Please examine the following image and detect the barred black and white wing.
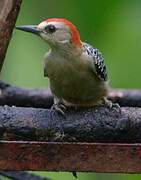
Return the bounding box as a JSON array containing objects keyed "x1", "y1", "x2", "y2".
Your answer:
[{"x1": 83, "y1": 43, "x2": 108, "y2": 81}]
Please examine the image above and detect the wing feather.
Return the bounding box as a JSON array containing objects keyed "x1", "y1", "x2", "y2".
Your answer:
[{"x1": 83, "y1": 43, "x2": 108, "y2": 81}]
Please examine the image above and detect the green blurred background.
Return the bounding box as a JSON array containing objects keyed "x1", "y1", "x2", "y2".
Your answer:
[{"x1": 1, "y1": 0, "x2": 141, "y2": 179}]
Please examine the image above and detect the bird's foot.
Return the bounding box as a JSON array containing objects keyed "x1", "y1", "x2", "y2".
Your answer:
[
  {"x1": 51, "y1": 103, "x2": 67, "y2": 115},
  {"x1": 101, "y1": 98, "x2": 121, "y2": 112}
]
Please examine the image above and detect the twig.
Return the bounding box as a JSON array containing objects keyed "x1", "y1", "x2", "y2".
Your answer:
[{"x1": 0, "y1": 0, "x2": 22, "y2": 72}]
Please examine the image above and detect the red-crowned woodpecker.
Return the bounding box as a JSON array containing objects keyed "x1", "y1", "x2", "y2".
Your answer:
[{"x1": 16, "y1": 18, "x2": 109, "y2": 114}]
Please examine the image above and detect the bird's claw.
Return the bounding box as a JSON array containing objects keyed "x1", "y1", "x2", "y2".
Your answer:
[
  {"x1": 102, "y1": 98, "x2": 121, "y2": 113},
  {"x1": 51, "y1": 103, "x2": 67, "y2": 115}
]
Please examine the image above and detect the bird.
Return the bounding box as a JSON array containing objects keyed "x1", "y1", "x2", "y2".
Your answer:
[
  {"x1": 16, "y1": 18, "x2": 110, "y2": 114},
  {"x1": 16, "y1": 18, "x2": 112, "y2": 179}
]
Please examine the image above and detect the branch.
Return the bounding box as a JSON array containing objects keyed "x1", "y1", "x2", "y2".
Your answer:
[
  {"x1": 1, "y1": 82, "x2": 141, "y2": 172},
  {"x1": 0, "y1": 81, "x2": 53, "y2": 108},
  {"x1": 0, "y1": 0, "x2": 22, "y2": 72},
  {"x1": 0, "y1": 171, "x2": 50, "y2": 180},
  {"x1": 108, "y1": 89, "x2": 141, "y2": 107},
  {"x1": 0, "y1": 81, "x2": 141, "y2": 108},
  {"x1": 0, "y1": 105, "x2": 141, "y2": 142}
]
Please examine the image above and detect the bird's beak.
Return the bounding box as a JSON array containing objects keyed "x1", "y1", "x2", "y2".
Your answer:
[{"x1": 15, "y1": 25, "x2": 41, "y2": 35}]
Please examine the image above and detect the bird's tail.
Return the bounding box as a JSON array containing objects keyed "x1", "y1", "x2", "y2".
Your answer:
[{"x1": 72, "y1": 172, "x2": 77, "y2": 178}]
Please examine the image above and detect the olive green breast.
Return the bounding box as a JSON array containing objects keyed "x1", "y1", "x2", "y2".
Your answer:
[{"x1": 44, "y1": 54, "x2": 107, "y2": 103}]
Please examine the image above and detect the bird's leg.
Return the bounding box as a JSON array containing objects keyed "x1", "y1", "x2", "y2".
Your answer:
[{"x1": 51, "y1": 96, "x2": 67, "y2": 115}]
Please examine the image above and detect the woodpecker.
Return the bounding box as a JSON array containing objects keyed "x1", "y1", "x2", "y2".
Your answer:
[{"x1": 16, "y1": 18, "x2": 109, "y2": 113}]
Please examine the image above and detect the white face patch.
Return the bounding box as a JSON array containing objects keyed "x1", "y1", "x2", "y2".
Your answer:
[{"x1": 37, "y1": 21, "x2": 72, "y2": 46}]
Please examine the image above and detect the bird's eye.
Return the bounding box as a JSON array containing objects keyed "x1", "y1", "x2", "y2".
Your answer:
[{"x1": 44, "y1": 25, "x2": 56, "y2": 33}]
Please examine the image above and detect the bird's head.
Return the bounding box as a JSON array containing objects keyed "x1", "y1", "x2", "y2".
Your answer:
[{"x1": 16, "y1": 18, "x2": 82, "y2": 48}]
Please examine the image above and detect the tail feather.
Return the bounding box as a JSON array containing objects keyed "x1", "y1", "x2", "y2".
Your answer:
[{"x1": 72, "y1": 172, "x2": 77, "y2": 178}]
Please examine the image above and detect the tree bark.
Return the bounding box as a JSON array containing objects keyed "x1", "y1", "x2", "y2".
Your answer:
[{"x1": 0, "y1": 0, "x2": 22, "y2": 72}]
